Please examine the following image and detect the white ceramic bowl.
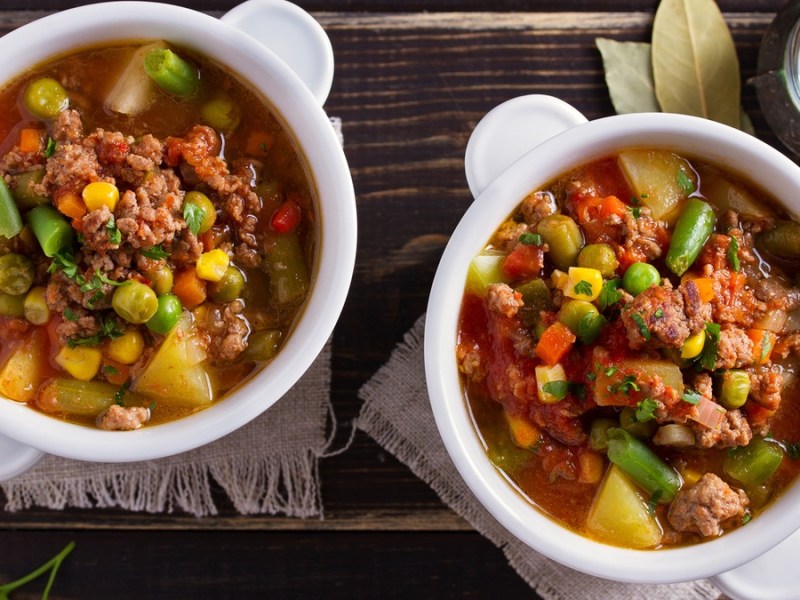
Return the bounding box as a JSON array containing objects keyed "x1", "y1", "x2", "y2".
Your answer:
[
  {"x1": 0, "y1": 1, "x2": 356, "y2": 469},
  {"x1": 425, "y1": 95, "x2": 800, "y2": 588}
]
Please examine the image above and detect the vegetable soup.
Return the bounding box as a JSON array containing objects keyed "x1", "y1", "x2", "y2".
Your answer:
[
  {"x1": 0, "y1": 42, "x2": 316, "y2": 430},
  {"x1": 457, "y1": 149, "x2": 800, "y2": 548}
]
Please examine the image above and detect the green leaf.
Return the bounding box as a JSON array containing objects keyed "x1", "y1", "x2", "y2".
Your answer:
[
  {"x1": 699, "y1": 322, "x2": 721, "y2": 370},
  {"x1": 631, "y1": 313, "x2": 650, "y2": 341},
  {"x1": 596, "y1": 38, "x2": 660, "y2": 114},
  {"x1": 651, "y1": 0, "x2": 741, "y2": 128},
  {"x1": 141, "y1": 244, "x2": 170, "y2": 260},
  {"x1": 573, "y1": 280, "x2": 593, "y2": 296},
  {"x1": 598, "y1": 278, "x2": 623, "y2": 311},
  {"x1": 519, "y1": 232, "x2": 542, "y2": 246},
  {"x1": 636, "y1": 398, "x2": 658, "y2": 422},
  {"x1": 682, "y1": 389, "x2": 702, "y2": 405},
  {"x1": 542, "y1": 380, "x2": 570, "y2": 401},
  {"x1": 183, "y1": 201, "x2": 206, "y2": 236},
  {"x1": 728, "y1": 236, "x2": 741, "y2": 272}
]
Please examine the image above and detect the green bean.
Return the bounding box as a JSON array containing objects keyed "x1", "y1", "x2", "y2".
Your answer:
[
  {"x1": 184, "y1": 191, "x2": 216, "y2": 234},
  {"x1": 622, "y1": 262, "x2": 660, "y2": 296},
  {"x1": 144, "y1": 48, "x2": 199, "y2": 97},
  {"x1": 724, "y1": 437, "x2": 783, "y2": 487},
  {"x1": 0, "y1": 291, "x2": 25, "y2": 317},
  {"x1": 146, "y1": 294, "x2": 182, "y2": 335},
  {"x1": 578, "y1": 243, "x2": 618, "y2": 278},
  {"x1": 209, "y1": 265, "x2": 245, "y2": 303},
  {"x1": 0, "y1": 253, "x2": 34, "y2": 295},
  {"x1": 558, "y1": 300, "x2": 598, "y2": 334},
  {"x1": 22, "y1": 77, "x2": 69, "y2": 119},
  {"x1": 23, "y1": 286, "x2": 50, "y2": 325},
  {"x1": 145, "y1": 264, "x2": 174, "y2": 296},
  {"x1": 755, "y1": 221, "x2": 800, "y2": 260},
  {"x1": 264, "y1": 232, "x2": 310, "y2": 305},
  {"x1": 515, "y1": 277, "x2": 552, "y2": 327},
  {"x1": 590, "y1": 418, "x2": 617, "y2": 452},
  {"x1": 620, "y1": 406, "x2": 658, "y2": 439},
  {"x1": 242, "y1": 329, "x2": 283, "y2": 362},
  {"x1": 37, "y1": 378, "x2": 147, "y2": 416},
  {"x1": 716, "y1": 370, "x2": 751, "y2": 409},
  {"x1": 606, "y1": 427, "x2": 681, "y2": 503},
  {"x1": 27, "y1": 205, "x2": 74, "y2": 257},
  {"x1": 11, "y1": 169, "x2": 47, "y2": 209},
  {"x1": 201, "y1": 97, "x2": 240, "y2": 132},
  {"x1": 0, "y1": 177, "x2": 23, "y2": 239},
  {"x1": 112, "y1": 281, "x2": 158, "y2": 324},
  {"x1": 536, "y1": 214, "x2": 584, "y2": 270},
  {"x1": 665, "y1": 198, "x2": 716, "y2": 276}
]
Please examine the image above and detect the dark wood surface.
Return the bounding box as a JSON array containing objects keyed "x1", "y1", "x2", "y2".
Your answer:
[{"x1": 0, "y1": 1, "x2": 789, "y2": 597}]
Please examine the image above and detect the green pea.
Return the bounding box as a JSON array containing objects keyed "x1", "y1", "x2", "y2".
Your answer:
[
  {"x1": 146, "y1": 294, "x2": 183, "y2": 335},
  {"x1": 0, "y1": 253, "x2": 35, "y2": 295},
  {"x1": 558, "y1": 299, "x2": 598, "y2": 334},
  {"x1": 22, "y1": 77, "x2": 69, "y2": 119},
  {"x1": 112, "y1": 280, "x2": 158, "y2": 324},
  {"x1": 578, "y1": 243, "x2": 618, "y2": 278},
  {"x1": 622, "y1": 262, "x2": 660, "y2": 296},
  {"x1": 146, "y1": 264, "x2": 174, "y2": 296},
  {"x1": 717, "y1": 370, "x2": 751, "y2": 409},
  {"x1": 201, "y1": 97, "x2": 240, "y2": 132},
  {"x1": 0, "y1": 291, "x2": 25, "y2": 317},
  {"x1": 209, "y1": 265, "x2": 245, "y2": 303},
  {"x1": 184, "y1": 191, "x2": 216, "y2": 234},
  {"x1": 537, "y1": 214, "x2": 584, "y2": 271},
  {"x1": 241, "y1": 329, "x2": 282, "y2": 362}
]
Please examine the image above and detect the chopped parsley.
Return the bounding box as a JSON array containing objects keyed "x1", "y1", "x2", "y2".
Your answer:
[
  {"x1": 681, "y1": 389, "x2": 702, "y2": 405},
  {"x1": 598, "y1": 278, "x2": 623, "y2": 311},
  {"x1": 604, "y1": 366, "x2": 618, "y2": 377},
  {"x1": 635, "y1": 398, "x2": 658, "y2": 422},
  {"x1": 631, "y1": 313, "x2": 650, "y2": 340},
  {"x1": 742, "y1": 513, "x2": 752, "y2": 525},
  {"x1": 573, "y1": 279, "x2": 594, "y2": 297},
  {"x1": 68, "y1": 316, "x2": 124, "y2": 348},
  {"x1": 103, "y1": 365, "x2": 120, "y2": 376},
  {"x1": 628, "y1": 205, "x2": 641, "y2": 219},
  {"x1": 44, "y1": 136, "x2": 57, "y2": 158},
  {"x1": 677, "y1": 168, "x2": 695, "y2": 195},
  {"x1": 519, "y1": 232, "x2": 543, "y2": 246},
  {"x1": 63, "y1": 307, "x2": 79, "y2": 322},
  {"x1": 727, "y1": 236, "x2": 741, "y2": 272},
  {"x1": 654, "y1": 308, "x2": 664, "y2": 318},
  {"x1": 698, "y1": 322, "x2": 721, "y2": 370},
  {"x1": 586, "y1": 372, "x2": 597, "y2": 381},
  {"x1": 183, "y1": 201, "x2": 206, "y2": 236},
  {"x1": 106, "y1": 216, "x2": 122, "y2": 245},
  {"x1": 542, "y1": 380, "x2": 570, "y2": 401},
  {"x1": 141, "y1": 244, "x2": 170, "y2": 260},
  {"x1": 115, "y1": 379, "x2": 131, "y2": 406},
  {"x1": 618, "y1": 375, "x2": 640, "y2": 394},
  {"x1": 48, "y1": 248, "x2": 81, "y2": 280}
]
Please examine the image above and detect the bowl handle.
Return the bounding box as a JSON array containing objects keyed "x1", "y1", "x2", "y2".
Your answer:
[
  {"x1": 0, "y1": 432, "x2": 44, "y2": 481},
  {"x1": 221, "y1": 0, "x2": 334, "y2": 106},
  {"x1": 464, "y1": 94, "x2": 588, "y2": 199}
]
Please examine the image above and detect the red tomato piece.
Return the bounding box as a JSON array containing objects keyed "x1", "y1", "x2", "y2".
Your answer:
[
  {"x1": 270, "y1": 200, "x2": 302, "y2": 233},
  {"x1": 501, "y1": 244, "x2": 543, "y2": 280}
]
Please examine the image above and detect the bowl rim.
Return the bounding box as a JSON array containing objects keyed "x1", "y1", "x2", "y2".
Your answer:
[
  {"x1": 425, "y1": 110, "x2": 800, "y2": 583},
  {"x1": 0, "y1": 2, "x2": 356, "y2": 462}
]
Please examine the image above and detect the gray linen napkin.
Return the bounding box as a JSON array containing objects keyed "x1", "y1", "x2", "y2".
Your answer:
[{"x1": 357, "y1": 315, "x2": 723, "y2": 600}]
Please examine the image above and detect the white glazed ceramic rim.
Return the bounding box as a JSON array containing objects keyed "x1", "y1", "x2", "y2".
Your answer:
[
  {"x1": 0, "y1": 2, "x2": 356, "y2": 461},
  {"x1": 426, "y1": 111, "x2": 800, "y2": 583}
]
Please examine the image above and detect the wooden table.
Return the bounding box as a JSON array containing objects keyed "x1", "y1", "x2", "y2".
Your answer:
[{"x1": 0, "y1": 0, "x2": 789, "y2": 597}]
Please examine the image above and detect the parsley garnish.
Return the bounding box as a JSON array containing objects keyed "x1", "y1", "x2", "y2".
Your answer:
[
  {"x1": 542, "y1": 380, "x2": 570, "y2": 401},
  {"x1": 677, "y1": 168, "x2": 695, "y2": 194},
  {"x1": 141, "y1": 244, "x2": 170, "y2": 260},
  {"x1": 647, "y1": 489, "x2": 663, "y2": 515},
  {"x1": 635, "y1": 398, "x2": 658, "y2": 422},
  {"x1": 67, "y1": 316, "x2": 123, "y2": 348},
  {"x1": 106, "y1": 216, "x2": 122, "y2": 245},
  {"x1": 519, "y1": 232, "x2": 542, "y2": 246},
  {"x1": 654, "y1": 308, "x2": 664, "y2": 318},
  {"x1": 640, "y1": 193, "x2": 649, "y2": 199},
  {"x1": 103, "y1": 365, "x2": 120, "y2": 376},
  {"x1": 44, "y1": 136, "x2": 57, "y2": 158},
  {"x1": 183, "y1": 201, "x2": 206, "y2": 236},
  {"x1": 698, "y1": 322, "x2": 721, "y2": 370},
  {"x1": 604, "y1": 366, "x2": 618, "y2": 377},
  {"x1": 631, "y1": 313, "x2": 650, "y2": 340},
  {"x1": 586, "y1": 372, "x2": 597, "y2": 381},
  {"x1": 727, "y1": 236, "x2": 741, "y2": 272},
  {"x1": 681, "y1": 389, "x2": 702, "y2": 405},
  {"x1": 742, "y1": 513, "x2": 752, "y2": 524},
  {"x1": 63, "y1": 307, "x2": 79, "y2": 322},
  {"x1": 48, "y1": 248, "x2": 80, "y2": 280},
  {"x1": 115, "y1": 379, "x2": 131, "y2": 405},
  {"x1": 618, "y1": 375, "x2": 640, "y2": 394},
  {"x1": 598, "y1": 278, "x2": 623, "y2": 311},
  {"x1": 628, "y1": 205, "x2": 641, "y2": 219},
  {"x1": 573, "y1": 280, "x2": 594, "y2": 297}
]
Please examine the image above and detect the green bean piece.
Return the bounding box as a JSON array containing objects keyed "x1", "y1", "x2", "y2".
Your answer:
[
  {"x1": 755, "y1": 221, "x2": 800, "y2": 260},
  {"x1": 184, "y1": 191, "x2": 216, "y2": 234},
  {"x1": 537, "y1": 214, "x2": 584, "y2": 271},
  {"x1": 622, "y1": 262, "x2": 660, "y2": 296},
  {"x1": 11, "y1": 169, "x2": 47, "y2": 209},
  {"x1": 590, "y1": 418, "x2": 617, "y2": 452},
  {"x1": 558, "y1": 300, "x2": 598, "y2": 334},
  {"x1": 146, "y1": 294, "x2": 182, "y2": 335},
  {"x1": 22, "y1": 77, "x2": 69, "y2": 119},
  {"x1": 209, "y1": 265, "x2": 245, "y2": 303},
  {"x1": 0, "y1": 253, "x2": 34, "y2": 295},
  {"x1": 38, "y1": 378, "x2": 147, "y2": 417},
  {"x1": 578, "y1": 243, "x2": 619, "y2": 278},
  {"x1": 145, "y1": 264, "x2": 174, "y2": 296},
  {"x1": 0, "y1": 177, "x2": 23, "y2": 239},
  {"x1": 23, "y1": 286, "x2": 50, "y2": 325},
  {"x1": 620, "y1": 406, "x2": 658, "y2": 439},
  {"x1": 27, "y1": 205, "x2": 74, "y2": 257},
  {"x1": 724, "y1": 437, "x2": 784, "y2": 487},
  {"x1": 201, "y1": 97, "x2": 240, "y2": 132},
  {"x1": 144, "y1": 48, "x2": 199, "y2": 97},
  {"x1": 242, "y1": 329, "x2": 283, "y2": 362},
  {"x1": 665, "y1": 198, "x2": 716, "y2": 276},
  {"x1": 112, "y1": 281, "x2": 158, "y2": 324},
  {"x1": 716, "y1": 370, "x2": 751, "y2": 409},
  {"x1": 264, "y1": 232, "x2": 310, "y2": 305},
  {"x1": 606, "y1": 427, "x2": 681, "y2": 503},
  {"x1": 0, "y1": 291, "x2": 25, "y2": 317}
]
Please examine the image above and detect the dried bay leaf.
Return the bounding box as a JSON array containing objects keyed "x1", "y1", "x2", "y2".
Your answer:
[
  {"x1": 652, "y1": 0, "x2": 741, "y2": 128},
  {"x1": 596, "y1": 38, "x2": 660, "y2": 114}
]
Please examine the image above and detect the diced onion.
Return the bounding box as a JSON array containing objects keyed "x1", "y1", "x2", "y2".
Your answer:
[
  {"x1": 754, "y1": 309, "x2": 787, "y2": 333},
  {"x1": 653, "y1": 423, "x2": 695, "y2": 447},
  {"x1": 689, "y1": 397, "x2": 726, "y2": 430}
]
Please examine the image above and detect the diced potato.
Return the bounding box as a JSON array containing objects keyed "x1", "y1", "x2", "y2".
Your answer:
[
  {"x1": 535, "y1": 363, "x2": 567, "y2": 404},
  {"x1": 586, "y1": 464, "x2": 663, "y2": 548},
  {"x1": 618, "y1": 149, "x2": 693, "y2": 224},
  {"x1": 504, "y1": 410, "x2": 540, "y2": 449},
  {"x1": 0, "y1": 328, "x2": 47, "y2": 402},
  {"x1": 698, "y1": 168, "x2": 776, "y2": 218},
  {"x1": 133, "y1": 312, "x2": 213, "y2": 407},
  {"x1": 594, "y1": 358, "x2": 683, "y2": 406},
  {"x1": 465, "y1": 253, "x2": 507, "y2": 296}
]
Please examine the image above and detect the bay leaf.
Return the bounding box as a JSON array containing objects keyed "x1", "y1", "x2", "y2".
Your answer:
[
  {"x1": 652, "y1": 0, "x2": 741, "y2": 128},
  {"x1": 596, "y1": 38, "x2": 660, "y2": 114}
]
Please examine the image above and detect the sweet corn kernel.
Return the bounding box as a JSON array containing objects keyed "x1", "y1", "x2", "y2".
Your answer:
[
  {"x1": 681, "y1": 330, "x2": 706, "y2": 359},
  {"x1": 504, "y1": 411, "x2": 540, "y2": 449},
  {"x1": 23, "y1": 286, "x2": 50, "y2": 325},
  {"x1": 564, "y1": 267, "x2": 603, "y2": 301},
  {"x1": 196, "y1": 249, "x2": 230, "y2": 282},
  {"x1": 82, "y1": 181, "x2": 120, "y2": 211},
  {"x1": 551, "y1": 269, "x2": 569, "y2": 291},
  {"x1": 55, "y1": 346, "x2": 102, "y2": 381},
  {"x1": 106, "y1": 329, "x2": 144, "y2": 365},
  {"x1": 535, "y1": 363, "x2": 567, "y2": 404}
]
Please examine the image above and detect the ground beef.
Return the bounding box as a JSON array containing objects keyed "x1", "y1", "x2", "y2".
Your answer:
[
  {"x1": 692, "y1": 409, "x2": 752, "y2": 448},
  {"x1": 487, "y1": 283, "x2": 523, "y2": 318},
  {"x1": 41, "y1": 141, "x2": 104, "y2": 194},
  {"x1": 667, "y1": 473, "x2": 749, "y2": 537},
  {"x1": 97, "y1": 405, "x2": 151, "y2": 431},
  {"x1": 115, "y1": 187, "x2": 185, "y2": 249},
  {"x1": 520, "y1": 191, "x2": 556, "y2": 227},
  {"x1": 81, "y1": 206, "x2": 117, "y2": 253},
  {"x1": 491, "y1": 221, "x2": 530, "y2": 253},
  {"x1": 621, "y1": 207, "x2": 665, "y2": 262},
  {"x1": 457, "y1": 344, "x2": 484, "y2": 382},
  {"x1": 679, "y1": 279, "x2": 712, "y2": 332},
  {"x1": 714, "y1": 324, "x2": 755, "y2": 370},
  {"x1": 621, "y1": 283, "x2": 698, "y2": 350},
  {"x1": 53, "y1": 108, "x2": 83, "y2": 143},
  {"x1": 705, "y1": 265, "x2": 767, "y2": 328},
  {"x1": 774, "y1": 331, "x2": 800, "y2": 359},
  {"x1": 200, "y1": 300, "x2": 250, "y2": 363},
  {"x1": 748, "y1": 366, "x2": 783, "y2": 412}
]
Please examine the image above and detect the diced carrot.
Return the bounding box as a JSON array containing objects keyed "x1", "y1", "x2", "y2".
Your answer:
[
  {"x1": 199, "y1": 230, "x2": 216, "y2": 251},
  {"x1": 690, "y1": 277, "x2": 715, "y2": 303},
  {"x1": 173, "y1": 268, "x2": 207, "y2": 309},
  {"x1": 747, "y1": 329, "x2": 774, "y2": 365},
  {"x1": 54, "y1": 190, "x2": 87, "y2": 220},
  {"x1": 600, "y1": 195, "x2": 628, "y2": 218},
  {"x1": 19, "y1": 128, "x2": 42, "y2": 154},
  {"x1": 101, "y1": 361, "x2": 130, "y2": 386},
  {"x1": 244, "y1": 130, "x2": 274, "y2": 157},
  {"x1": 535, "y1": 322, "x2": 576, "y2": 366},
  {"x1": 504, "y1": 410, "x2": 540, "y2": 449},
  {"x1": 575, "y1": 196, "x2": 604, "y2": 224},
  {"x1": 729, "y1": 271, "x2": 746, "y2": 293}
]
